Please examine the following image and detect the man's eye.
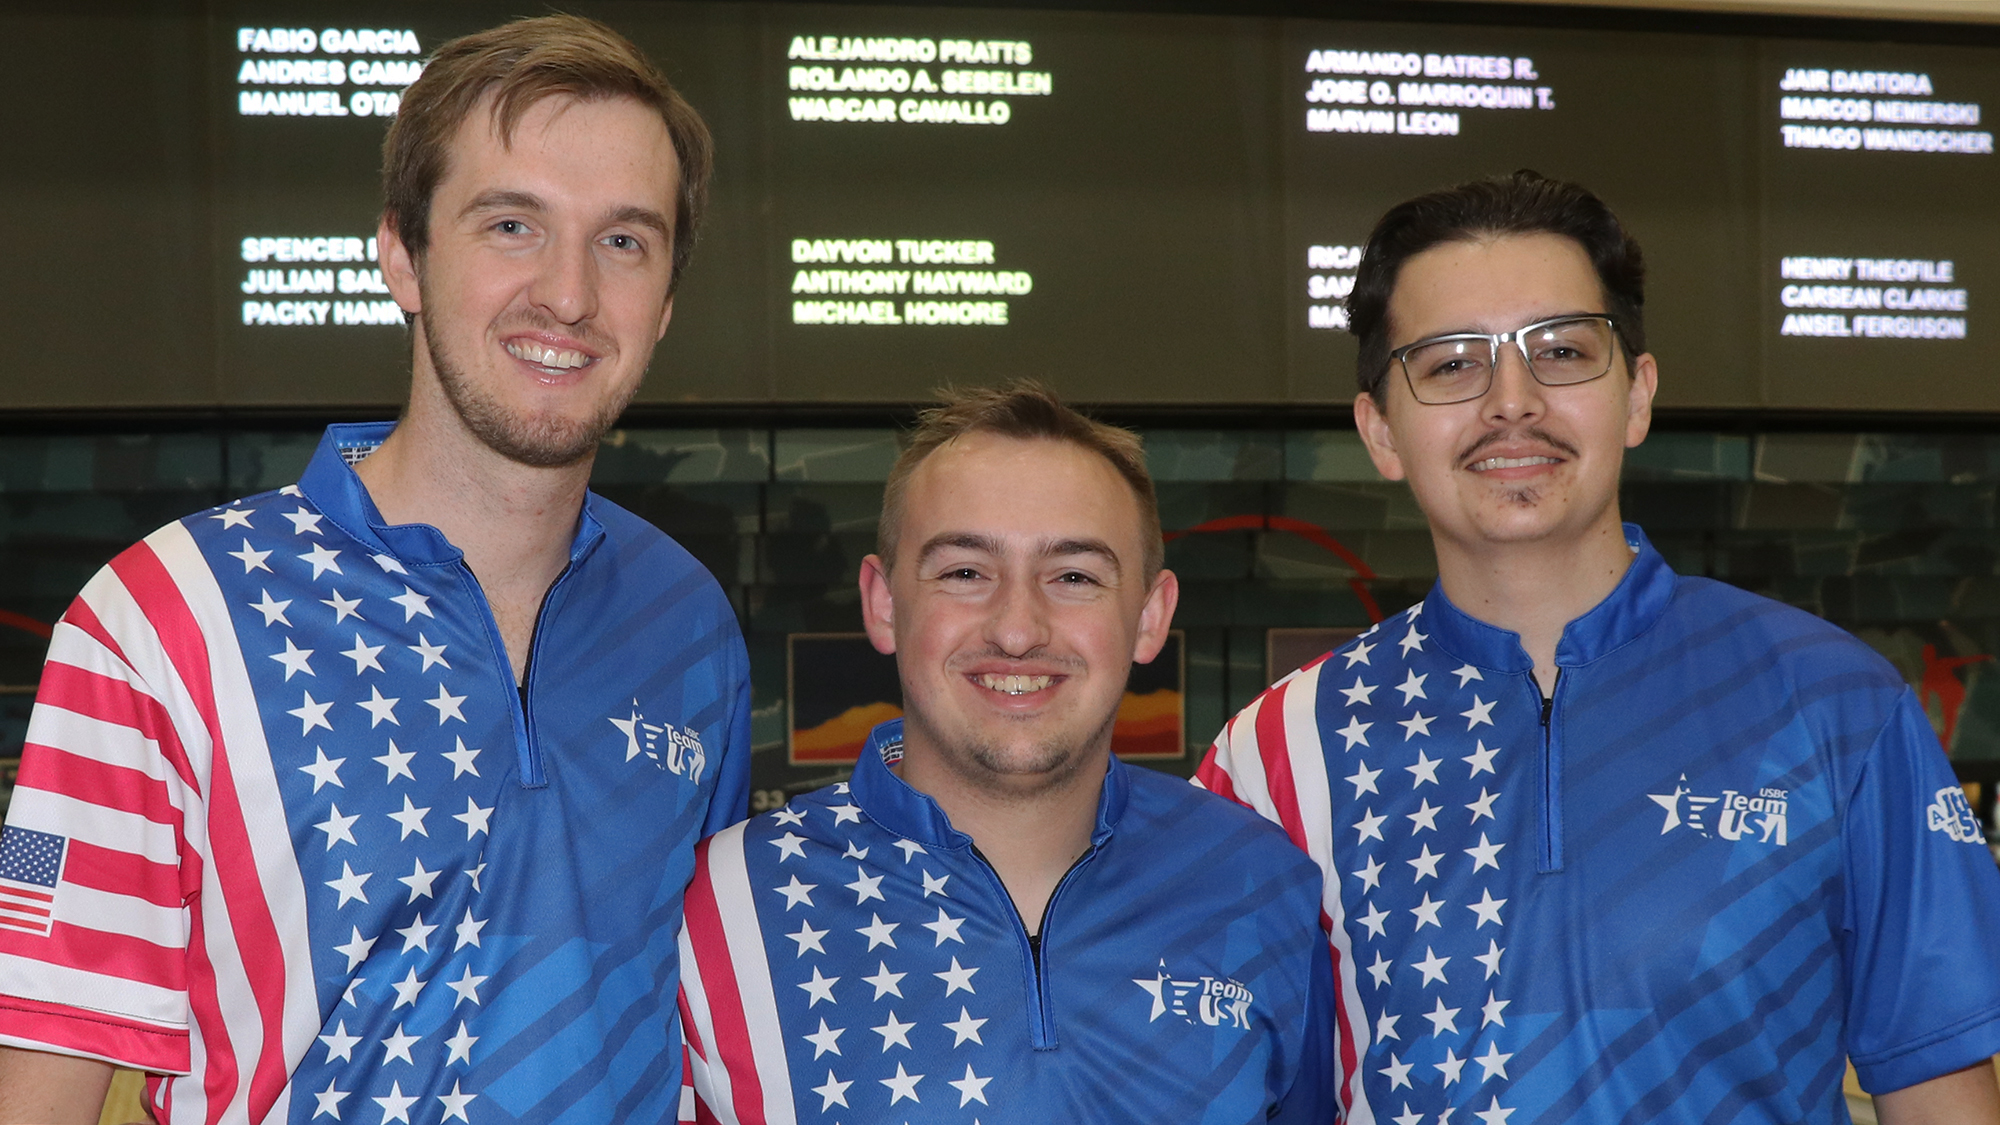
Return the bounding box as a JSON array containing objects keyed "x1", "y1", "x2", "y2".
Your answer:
[
  {"x1": 605, "y1": 233, "x2": 640, "y2": 251},
  {"x1": 494, "y1": 220, "x2": 528, "y2": 236},
  {"x1": 1055, "y1": 571, "x2": 1099, "y2": 585},
  {"x1": 942, "y1": 567, "x2": 982, "y2": 581}
]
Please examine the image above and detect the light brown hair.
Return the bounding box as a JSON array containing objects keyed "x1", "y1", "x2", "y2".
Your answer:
[
  {"x1": 381, "y1": 13, "x2": 713, "y2": 291},
  {"x1": 878, "y1": 381, "x2": 1164, "y2": 577}
]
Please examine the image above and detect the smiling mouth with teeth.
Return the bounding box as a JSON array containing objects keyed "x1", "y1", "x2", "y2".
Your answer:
[
  {"x1": 1468, "y1": 455, "x2": 1561, "y2": 472},
  {"x1": 977, "y1": 673, "x2": 1054, "y2": 695},
  {"x1": 505, "y1": 339, "x2": 594, "y2": 372}
]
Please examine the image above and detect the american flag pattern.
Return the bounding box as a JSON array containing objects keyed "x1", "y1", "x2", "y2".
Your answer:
[
  {"x1": 0, "y1": 422, "x2": 750, "y2": 1124},
  {"x1": 680, "y1": 719, "x2": 1339, "y2": 1125},
  {"x1": 1199, "y1": 526, "x2": 2000, "y2": 1121},
  {"x1": 0, "y1": 827, "x2": 68, "y2": 937}
]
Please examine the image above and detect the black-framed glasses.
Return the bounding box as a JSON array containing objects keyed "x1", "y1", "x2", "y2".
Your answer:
[{"x1": 1388, "y1": 315, "x2": 1627, "y2": 405}]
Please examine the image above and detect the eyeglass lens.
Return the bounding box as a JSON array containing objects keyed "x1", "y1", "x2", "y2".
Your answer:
[{"x1": 1402, "y1": 317, "x2": 1617, "y2": 404}]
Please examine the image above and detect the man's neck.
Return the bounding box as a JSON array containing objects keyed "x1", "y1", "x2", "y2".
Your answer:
[
  {"x1": 893, "y1": 739, "x2": 1104, "y2": 936},
  {"x1": 352, "y1": 396, "x2": 592, "y2": 682},
  {"x1": 1432, "y1": 512, "x2": 1635, "y2": 695}
]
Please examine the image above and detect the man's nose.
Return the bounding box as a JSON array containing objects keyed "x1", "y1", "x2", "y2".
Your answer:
[
  {"x1": 986, "y1": 573, "x2": 1052, "y2": 657},
  {"x1": 531, "y1": 233, "x2": 600, "y2": 325},
  {"x1": 1482, "y1": 343, "x2": 1547, "y2": 422}
]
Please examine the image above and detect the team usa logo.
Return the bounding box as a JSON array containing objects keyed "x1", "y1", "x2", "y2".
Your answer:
[
  {"x1": 609, "y1": 701, "x2": 707, "y2": 783},
  {"x1": 1133, "y1": 960, "x2": 1255, "y2": 1030},
  {"x1": 1926, "y1": 786, "x2": 1986, "y2": 845},
  {"x1": 1647, "y1": 775, "x2": 1790, "y2": 845}
]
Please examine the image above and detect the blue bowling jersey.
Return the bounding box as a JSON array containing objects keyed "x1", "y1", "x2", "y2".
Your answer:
[
  {"x1": 1201, "y1": 524, "x2": 2000, "y2": 1123},
  {"x1": 680, "y1": 719, "x2": 1337, "y2": 1124},
  {"x1": 0, "y1": 422, "x2": 749, "y2": 1122}
]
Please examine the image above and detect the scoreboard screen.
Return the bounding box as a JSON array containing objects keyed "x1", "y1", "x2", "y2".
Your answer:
[{"x1": 8, "y1": 2, "x2": 1998, "y2": 412}]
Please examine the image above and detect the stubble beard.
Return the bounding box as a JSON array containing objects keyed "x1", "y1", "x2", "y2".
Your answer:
[
  {"x1": 421, "y1": 305, "x2": 642, "y2": 469},
  {"x1": 904, "y1": 683, "x2": 1117, "y2": 803}
]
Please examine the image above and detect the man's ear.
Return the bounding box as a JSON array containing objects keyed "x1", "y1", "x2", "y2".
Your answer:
[
  {"x1": 1625, "y1": 352, "x2": 1659, "y2": 449},
  {"x1": 859, "y1": 554, "x2": 897, "y2": 656},
  {"x1": 1131, "y1": 568, "x2": 1180, "y2": 664},
  {"x1": 655, "y1": 292, "x2": 676, "y2": 342},
  {"x1": 379, "y1": 215, "x2": 422, "y2": 317},
  {"x1": 1354, "y1": 390, "x2": 1408, "y2": 481}
]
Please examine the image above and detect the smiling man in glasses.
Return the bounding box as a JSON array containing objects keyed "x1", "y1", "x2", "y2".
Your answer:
[{"x1": 1201, "y1": 171, "x2": 2000, "y2": 1124}]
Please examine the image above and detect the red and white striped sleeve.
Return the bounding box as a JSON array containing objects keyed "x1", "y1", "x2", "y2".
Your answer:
[
  {"x1": 1196, "y1": 653, "x2": 1377, "y2": 1121},
  {"x1": 677, "y1": 824, "x2": 801, "y2": 1125},
  {"x1": 1196, "y1": 654, "x2": 1339, "y2": 879},
  {"x1": 0, "y1": 554, "x2": 200, "y2": 1072}
]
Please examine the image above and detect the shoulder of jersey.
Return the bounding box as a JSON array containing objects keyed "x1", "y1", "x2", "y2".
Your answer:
[
  {"x1": 1137, "y1": 771, "x2": 1318, "y2": 868},
  {"x1": 1669, "y1": 574, "x2": 1904, "y2": 687},
  {"x1": 589, "y1": 494, "x2": 715, "y2": 573},
  {"x1": 736, "y1": 782, "x2": 859, "y2": 843},
  {"x1": 181, "y1": 487, "x2": 296, "y2": 527}
]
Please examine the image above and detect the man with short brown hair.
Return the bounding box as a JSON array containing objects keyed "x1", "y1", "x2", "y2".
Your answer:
[
  {"x1": 679, "y1": 382, "x2": 1335, "y2": 1123},
  {"x1": 0, "y1": 14, "x2": 746, "y2": 1122}
]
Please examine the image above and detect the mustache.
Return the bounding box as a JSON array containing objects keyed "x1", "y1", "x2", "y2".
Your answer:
[
  {"x1": 946, "y1": 645, "x2": 1086, "y2": 674},
  {"x1": 495, "y1": 311, "x2": 609, "y2": 353},
  {"x1": 1456, "y1": 427, "x2": 1581, "y2": 468}
]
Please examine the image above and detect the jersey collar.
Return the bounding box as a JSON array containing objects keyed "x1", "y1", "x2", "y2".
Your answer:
[
  {"x1": 1420, "y1": 522, "x2": 1678, "y2": 675},
  {"x1": 298, "y1": 421, "x2": 608, "y2": 570},
  {"x1": 851, "y1": 718, "x2": 1131, "y2": 849}
]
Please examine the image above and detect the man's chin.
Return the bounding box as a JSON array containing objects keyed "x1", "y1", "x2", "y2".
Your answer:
[
  {"x1": 469, "y1": 413, "x2": 607, "y2": 468},
  {"x1": 427, "y1": 326, "x2": 634, "y2": 468},
  {"x1": 908, "y1": 707, "x2": 1117, "y2": 796}
]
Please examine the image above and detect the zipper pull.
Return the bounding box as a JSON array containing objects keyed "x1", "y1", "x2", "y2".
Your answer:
[{"x1": 1540, "y1": 693, "x2": 1554, "y2": 727}]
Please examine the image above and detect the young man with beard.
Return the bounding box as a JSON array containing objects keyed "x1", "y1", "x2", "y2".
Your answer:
[
  {"x1": 1201, "y1": 171, "x2": 2000, "y2": 1124},
  {"x1": 676, "y1": 384, "x2": 1334, "y2": 1123},
  {"x1": 0, "y1": 16, "x2": 747, "y2": 1122}
]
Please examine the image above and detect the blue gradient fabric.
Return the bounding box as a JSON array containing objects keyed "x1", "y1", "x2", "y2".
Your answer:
[
  {"x1": 680, "y1": 719, "x2": 1337, "y2": 1124},
  {"x1": 0, "y1": 422, "x2": 749, "y2": 1123},
  {"x1": 1201, "y1": 524, "x2": 2000, "y2": 1123}
]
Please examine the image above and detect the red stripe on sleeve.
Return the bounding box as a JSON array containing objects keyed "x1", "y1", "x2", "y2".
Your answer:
[
  {"x1": 1250, "y1": 681, "x2": 1313, "y2": 853},
  {"x1": 0, "y1": 919, "x2": 183, "y2": 992},
  {"x1": 0, "y1": 992, "x2": 189, "y2": 1074},
  {"x1": 60, "y1": 597, "x2": 134, "y2": 673},
  {"x1": 1193, "y1": 745, "x2": 1239, "y2": 803},
  {"x1": 682, "y1": 838, "x2": 768, "y2": 1124},
  {"x1": 16, "y1": 747, "x2": 179, "y2": 829},
  {"x1": 111, "y1": 543, "x2": 286, "y2": 1124},
  {"x1": 61, "y1": 839, "x2": 186, "y2": 912},
  {"x1": 34, "y1": 660, "x2": 201, "y2": 796},
  {"x1": 1322, "y1": 905, "x2": 1360, "y2": 1116},
  {"x1": 678, "y1": 989, "x2": 709, "y2": 1063}
]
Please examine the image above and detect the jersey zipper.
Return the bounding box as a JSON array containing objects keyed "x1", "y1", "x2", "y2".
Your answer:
[
  {"x1": 465, "y1": 559, "x2": 575, "y2": 791},
  {"x1": 1535, "y1": 671, "x2": 1565, "y2": 873},
  {"x1": 970, "y1": 844, "x2": 1099, "y2": 1050}
]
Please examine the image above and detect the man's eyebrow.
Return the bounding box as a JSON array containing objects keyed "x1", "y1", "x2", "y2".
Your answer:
[
  {"x1": 607, "y1": 205, "x2": 673, "y2": 240},
  {"x1": 1040, "y1": 537, "x2": 1122, "y2": 574},
  {"x1": 457, "y1": 194, "x2": 671, "y2": 240},
  {"x1": 915, "y1": 533, "x2": 1124, "y2": 574},
  {"x1": 916, "y1": 532, "x2": 1004, "y2": 566},
  {"x1": 459, "y1": 189, "x2": 546, "y2": 220},
  {"x1": 1409, "y1": 310, "x2": 1604, "y2": 341}
]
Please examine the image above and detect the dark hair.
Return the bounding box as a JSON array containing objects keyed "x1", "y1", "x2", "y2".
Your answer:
[
  {"x1": 382, "y1": 14, "x2": 713, "y2": 293},
  {"x1": 879, "y1": 380, "x2": 1163, "y2": 577},
  {"x1": 1346, "y1": 170, "x2": 1646, "y2": 399}
]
